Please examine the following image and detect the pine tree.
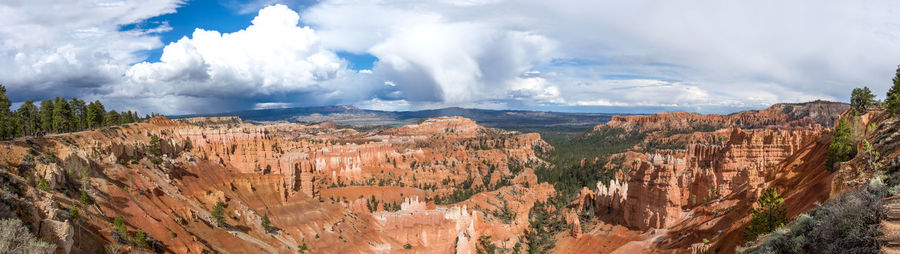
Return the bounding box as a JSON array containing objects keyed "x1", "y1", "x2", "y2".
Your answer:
[
  {"x1": 0, "y1": 85, "x2": 13, "y2": 139},
  {"x1": 887, "y1": 66, "x2": 900, "y2": 115},
  {"x1": 0, "y1": 91, "x2": 132, "y2": 139},
  {"x1": 39, "y1": 99, "x2": 53, "y2": 132},
  {"x1": 744, "y1": 188, "x2": 787, "y2": 242},
  {"x1": 121, "y1": 110, "x2": 129, "y2": 124},
  {"x1": 261, "y1": 214, "x2": 273, "y2": 233},
  {"x1": 69, "y1": 97, "x2": 87, "y2": 130},
  {"x1": 850, "y1": 86, "x2": 876, "y2": 115},
  {"x1": 52, "y1": 97, "x2": 72, "y2": 133},
  {"x1": 17, "y1": 100, "x2": 39, "y2": 135},
  {"x1": 149, "y1": 135, "x2": 162, "y2": 157},
  {"x1": 95, "y1": 101, "x2": 106, "y2": 126},
  {"x1": 124, "y1": 110, "x2": 135, "y2": 123},
  {"x1": 826, "y1": 118, "x2": 857, "y2": 172},
  {"x1": 86, "y1": 100, "x2": 106, "y2": 128},
  {"x1": 105, "y1": 110, "x2": 119, "y2": 126},
  {"x1": 85, "y1": 101, "x2": 97, "y2": 128}
]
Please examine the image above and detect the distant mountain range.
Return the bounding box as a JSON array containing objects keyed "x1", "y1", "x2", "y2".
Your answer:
[{"x1": 170, "y1": 106, "x2": 617, "y2": 135}]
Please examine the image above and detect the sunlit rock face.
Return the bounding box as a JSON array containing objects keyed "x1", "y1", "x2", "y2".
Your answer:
[{"x1": 0, "y1": 115, "x2": 553, "y2": 253}]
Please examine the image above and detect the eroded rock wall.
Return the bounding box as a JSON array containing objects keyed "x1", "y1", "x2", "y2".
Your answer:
[{"x1": 593, "y1": 127, "x2": 823, "y2": 229}]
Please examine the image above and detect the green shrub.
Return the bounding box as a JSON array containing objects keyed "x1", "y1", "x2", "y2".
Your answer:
[
  {"x1": 133, "y1": 231, "x2": 147, "y2": 249},
  {"x1": 149, "y1": 157, "x2": 163, "y2": 165},
  {"x1": 211, "y1": 202, "x2": 226, "y2": 226},
  {"x1": 113, "y1": 215, "x2": 127, "y2": 235},
  {"x1": 80, "y1": 166, "x2": 90, "y2": 186},
  {"x1": 46, "y1": 152, "x2": 56, "y2": 163},
  {"x1": 79, "y1": 190, "x2": 91, "y2": 205},
  {"x1": 299, "y1": 242, "x2": 309, "y2": 251},
  {"x1": 68, "y1": 206, "x2": 80, "y2": 221},
  {"x1": 36, "y1": 179, "x2": 50, "y2": 192}
]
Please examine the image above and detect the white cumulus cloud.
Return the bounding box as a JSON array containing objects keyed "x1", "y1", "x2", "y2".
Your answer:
[{"x1": 123, "y1": 5, "x2": 350, "y2": 113}]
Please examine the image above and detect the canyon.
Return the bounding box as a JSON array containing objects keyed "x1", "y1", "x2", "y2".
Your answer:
[
  {"x1": 0, "y1": 100, "x2": 879, "y2": 254},
  {"x1": 0, "y1": 116, "x2": 553, "y2": 253}
]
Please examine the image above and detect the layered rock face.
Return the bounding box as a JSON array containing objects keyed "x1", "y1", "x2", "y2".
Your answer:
[
  {"x1": 569, "y1": 100, "x2": 845, "y2": 253},
  {"x1": 598, "y1": 100, "x2": 847, "y2": 134},
  {"x1": 181, "y1": 116, "x2": 547, "y2": 198},
  {"x1": 0, "y1": 116, "x2": 552, "y2": 253}
]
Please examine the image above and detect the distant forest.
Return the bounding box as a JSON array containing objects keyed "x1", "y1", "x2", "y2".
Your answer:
[{"x1": 0, "y1": 85, "x2": 156, "y2": 139}]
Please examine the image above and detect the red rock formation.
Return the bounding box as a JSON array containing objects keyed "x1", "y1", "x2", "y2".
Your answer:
[
  {"x1": 566, "y1": 101, "x2": 845, "y2": 253},
  {"x1": 0, "y1": 115, "x2": 551, "y2": 253},
  {"x1": 591, "y1": 127, "x2": 823, "y2": 230}
]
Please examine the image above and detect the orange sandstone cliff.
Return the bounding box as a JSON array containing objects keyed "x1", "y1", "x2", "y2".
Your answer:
[{"x1": 562, "y1": 101, "x2": 848, "y2": 253}]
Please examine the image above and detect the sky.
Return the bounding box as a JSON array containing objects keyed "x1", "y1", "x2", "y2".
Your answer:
[{"x1": 2, "y1": 0, "x2": 900, "y2": 115}]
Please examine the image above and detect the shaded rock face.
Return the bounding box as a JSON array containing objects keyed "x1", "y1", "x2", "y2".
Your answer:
[{"x1": 0, "y1": 116, "x2": 552, "y2": 253}]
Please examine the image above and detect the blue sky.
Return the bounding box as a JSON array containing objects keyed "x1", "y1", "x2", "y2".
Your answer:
[
  {"x1": 2, "y1": 0, "x2": 899, "y2": 115},
  {"x1": 129, "y1": 0, "x2": 255, "y2": 63}
]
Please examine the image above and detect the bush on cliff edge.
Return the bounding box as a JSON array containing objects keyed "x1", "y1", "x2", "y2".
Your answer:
[{"x1": 742, "y1": 179, "x2": 886, "y2": 254}]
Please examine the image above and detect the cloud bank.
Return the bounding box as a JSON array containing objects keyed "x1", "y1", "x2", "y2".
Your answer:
[
  {"x1": 3, "y1": 0, "x2": 900, "y2": 114},
  {"x1": 0, "y1": 0, "x2": 182, "y2": 102}
]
